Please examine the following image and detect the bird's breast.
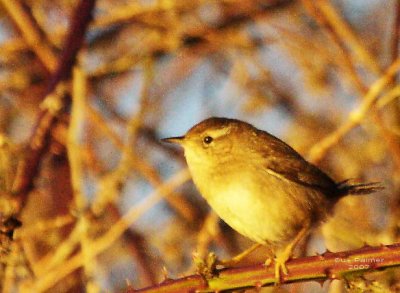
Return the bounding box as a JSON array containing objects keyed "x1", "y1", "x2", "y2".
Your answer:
[
  {"x1": 189, "y1": 163, "x2": 327, "y2": 247},
  {"x1": 194, "y1": 169, "x2": 287, "y2": 243}
]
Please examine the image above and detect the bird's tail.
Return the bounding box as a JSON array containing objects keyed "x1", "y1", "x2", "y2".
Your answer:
[{"x1": 336, "y1": 179, "x2": 384, "y2": 196}]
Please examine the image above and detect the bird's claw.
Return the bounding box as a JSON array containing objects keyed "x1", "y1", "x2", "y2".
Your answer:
[{"x1": 274, "y1": 253, "x2": 290, "y2": 283}]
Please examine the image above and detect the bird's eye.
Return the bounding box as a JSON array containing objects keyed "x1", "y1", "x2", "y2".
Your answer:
[{"x1": 203, "y1": 136, "x2": 213, "y2": 144}]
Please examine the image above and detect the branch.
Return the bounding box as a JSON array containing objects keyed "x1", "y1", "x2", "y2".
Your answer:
[
  {"x1": 302, "y1": 0, "x2": 400, "y2": 169},
  {"x1": 308, "y1": 58, "x2": 400, "y2": 163},
  {"x1": 10, "y1": 0, "x2": 97, "y2": 215},
  {"x1": 26, "y1": 169, "x2": 191, "y2": 292},
  {"x1": 130, "y1": 243, "x2": 400, "y2": 292},
  {"x1": 0, "y1": 0, "x2": 58, "y2": 72},
  {"x1": 315, "y1": 0, "x2": 381, "y2": 75}
]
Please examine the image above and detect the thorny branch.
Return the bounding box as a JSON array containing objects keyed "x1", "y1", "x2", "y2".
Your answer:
[{"x1": 131, "y1": 243, "x2": 400, "y2": 292}]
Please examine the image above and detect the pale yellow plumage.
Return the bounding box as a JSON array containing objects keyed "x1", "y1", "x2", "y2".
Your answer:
[{"x1": 162, "y1": 117, "x2": 383, "y2": 282}]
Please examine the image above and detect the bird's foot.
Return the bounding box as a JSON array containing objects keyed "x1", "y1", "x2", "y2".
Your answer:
[
  {"x1": 193, "y1": 252, "x2": 218, "y2": 279},
  {"x1": 273, "y1": 252, "x2": 290, "y2": 284}
]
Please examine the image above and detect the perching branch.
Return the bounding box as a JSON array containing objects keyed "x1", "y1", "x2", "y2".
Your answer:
[{"x1": 130, "y1": 243, "x2": 400, "y2": 292}]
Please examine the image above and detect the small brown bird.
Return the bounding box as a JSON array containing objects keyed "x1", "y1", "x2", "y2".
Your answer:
[{"x1": 162, "y1": 117, "x2": 383, "y2": 281}]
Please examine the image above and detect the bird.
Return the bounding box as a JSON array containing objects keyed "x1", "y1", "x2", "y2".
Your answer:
[{"x1": 162, "y1": 117, "x2": 383, "y2": 281}]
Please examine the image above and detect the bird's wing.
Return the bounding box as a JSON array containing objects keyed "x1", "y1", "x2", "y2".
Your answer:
[{"x1": 260, "y1": 132, "x2": 336, "y2": 192}]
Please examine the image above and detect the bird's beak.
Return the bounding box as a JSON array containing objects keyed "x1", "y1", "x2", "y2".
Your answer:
[{"x1": 161, "y1": 136, "x2": 185, "y2": 145}]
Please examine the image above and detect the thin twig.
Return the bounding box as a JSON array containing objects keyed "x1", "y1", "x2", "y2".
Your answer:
[
  {"x1": 87, "y1": 105, "x2": 198, "y2": 222},
  {"x1": 18, "y1": 215, "x2": 74, "y2": 239},
  {"x1": 69, "y1": 66, "x2": 87, "y2": 211},
  {"x1": 0, "y1": 0, "x2": 57, "y2": 72},
  {"x1": 69, "y1": 66, "x2": 101, "y2": 293},
  {"x1": 107, "y1": 204, "x2": 158, "y2": 286},
  {"x1": 11, "y1": 0, "x2": 97, "y2": 215},
  {"x1": 301, "y1": 0, "x2": 368, "y2": 94},
  {"x1": 315, "y1": 0, "x2": 381, "y2": 75},
  {"x1": 308, "y1": 58, "x2": 400, "y2": 163},
  {"x1": 303, "y1": 0, "x2": 400, "y2": 168},
  {"x1": 31, "y1": 225, "x2": 81, "y2": 277},
  {"x1": 27, "y1": 169, "x2": 191, "y2": 292}
]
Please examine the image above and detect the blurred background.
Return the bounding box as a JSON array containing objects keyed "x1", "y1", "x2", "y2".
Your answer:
[{"x1": 0, "y1": 0, "x2": 399, "y2": 292}]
